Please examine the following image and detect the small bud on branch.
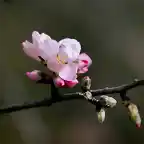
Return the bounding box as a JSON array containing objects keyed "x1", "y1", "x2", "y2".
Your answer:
[{"x1": 97, "y1": 108, "x2": 105, "y2": 123}]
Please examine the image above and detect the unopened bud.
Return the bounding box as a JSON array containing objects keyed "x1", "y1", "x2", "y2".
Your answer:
[
  {"x1": 81, "y1": 76, "x2": 91, "y2": 91},
  {"x1": 135, "y1": 113, "x2": 141, "y2": 128},
  {"x1": 100, "y1": 95, "x2": 117, "y2": 108},
  {"x1": 128, "y1": 103, "x2": 141, "y2": 128},
  {"x1": 97, "y1": 108, "x2": 105, "y2": 123}
]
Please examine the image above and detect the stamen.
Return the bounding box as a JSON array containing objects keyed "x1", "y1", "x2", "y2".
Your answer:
[{"x1": 56, "y1": 54, "x2": 68, "y2": 64}]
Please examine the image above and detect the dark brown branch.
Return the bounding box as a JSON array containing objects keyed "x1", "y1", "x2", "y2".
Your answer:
[
  {"x1": 63, "y1": 79, "x2": 144, "y2": 97},
  {"x1": 0, "y1": 78, "x2": 143, "y2": 114},
  {"x1": 0, "y1": 81, "x2": 84, "y2": 114},
  {"x1": 0, "y1": 98, "x2": 53, "y2": 114},
  {"x1": 91, "y1": 79, "x2": 144, "y2": 96},
  {"x1": 0, "y1": 95, "x2": 84, "y2": 114}
]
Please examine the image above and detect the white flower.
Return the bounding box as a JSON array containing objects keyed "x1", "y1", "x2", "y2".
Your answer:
[{"x1": 22, "y1": 31, "x2": 92, "y2": 82}]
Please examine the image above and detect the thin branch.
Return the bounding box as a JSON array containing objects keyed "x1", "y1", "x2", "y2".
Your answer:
[
  {"x1": 91, "y1": 79, "x2": 144, "y2": 96},
  {"x1": 0, "y1": 78, "x2": 144, "y2": 114},
  {"x1": 63, "y1": 79, "x2": 144, "y2": 97},
  {"x1": 0, "y1": 98, "x2": 53, "y2": 114},
  {"x1": 0, "y1": 95, "x2": 84, "y2": 114}
]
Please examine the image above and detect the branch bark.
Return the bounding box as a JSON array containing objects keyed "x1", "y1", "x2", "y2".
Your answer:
[{"x1": 0, "y1": 77, "x2": 143, "y2": 114}]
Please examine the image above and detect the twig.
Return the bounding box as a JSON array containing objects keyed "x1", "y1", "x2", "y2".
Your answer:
[
  {"x1": 0, "y1": 77, "x2": 143, "y2": 114},
  {"x1": 0, "y1": 93, "x2": 84, "y2": 114},
  {"x1": 91, "y1": 79, "x2": 144, "y2": 96}
]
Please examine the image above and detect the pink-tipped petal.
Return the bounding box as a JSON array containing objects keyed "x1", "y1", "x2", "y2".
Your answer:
[
  {"x1": 78, "y1": 67, "x2": 88, "y2": 74},
  {"x1": 53, "y1": 77, "x2": 65, "y2": 87},
  {"x1": 136, "y1": 123, "x2": 141, "y2": 128},
  {"x1": 77, "y1": 53, "x2": 92, "y2": 74},
  {"x1": 78, "y1": 60, "x2": 87, "y2": 69},
  {"x1": 65, "y1": 79, "x2": 79, "y2": 88},
  {"x1": 78, "y1": 53, "x2": 92, "y2": 67},
  {"x1": 26, "y1": 70, "x2": 41, "y2": 81}
]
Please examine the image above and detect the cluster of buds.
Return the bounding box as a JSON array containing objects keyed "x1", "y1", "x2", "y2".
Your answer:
[
  {"x1": 96, "y1": 95, "x2": 117, "y2": 123},
  {"x1": 81, "y1": 77, "x2": 117, "y2": 123},
  {"x1": 96, "y1": 97, "x2": 142, "y2": 127},
  {"x1": 80, "y1": 76, "x2": 142, "y2": 127}
]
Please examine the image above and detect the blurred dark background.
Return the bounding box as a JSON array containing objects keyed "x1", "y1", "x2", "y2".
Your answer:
[{"x1": 0, "y1": 0, "x2": 144, "y2": 144}]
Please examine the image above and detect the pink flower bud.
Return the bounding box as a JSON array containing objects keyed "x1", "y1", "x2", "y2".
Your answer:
[
  {"x1": 26, "y1": 70, "x2": 41, "y2": 81},
  {"x1": 53, "y1": 77, "x2": 65, "y2": 87},
  {"x1": 65, "y1": 79, "x2": 79, "y2": 88}
]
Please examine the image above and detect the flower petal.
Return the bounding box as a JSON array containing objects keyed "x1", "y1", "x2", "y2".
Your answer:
[
  {"x1": 78, "y1": 53, "x2": 92, "y2": 67},
  {"x1": 41, "y1": 33, "x2": 51, "y2": 41},
  {"x1": 22, "y1": 40, "x2": 40, "y2": 61},
  {"x1": 58, "y1": 63, "x2": 78, "y2": 81},
  {"x1": 32, "y1": 31, "x2": 59, "y2": 60},
  {"x1": 53, "y1": 77, "x2": 65, "y2": 87},
  {"x1": 32, "y1": 31, "x2": 41, "y2": 47},
  {"x1": 78, "y1": 67, "x2": 88, "y2": 74},
  {"x1": 64, "y1": 79, "x2": 79, "y2": 88},
  {"x1": 59, "y1": 38, "x2": 81, "y2": 61},
  {"x1": 42, "y1": 38, "x2": 59, "y2": 60},
  {"x1": 23, "y1": 31, "x2": 60, "y2": 65}
]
